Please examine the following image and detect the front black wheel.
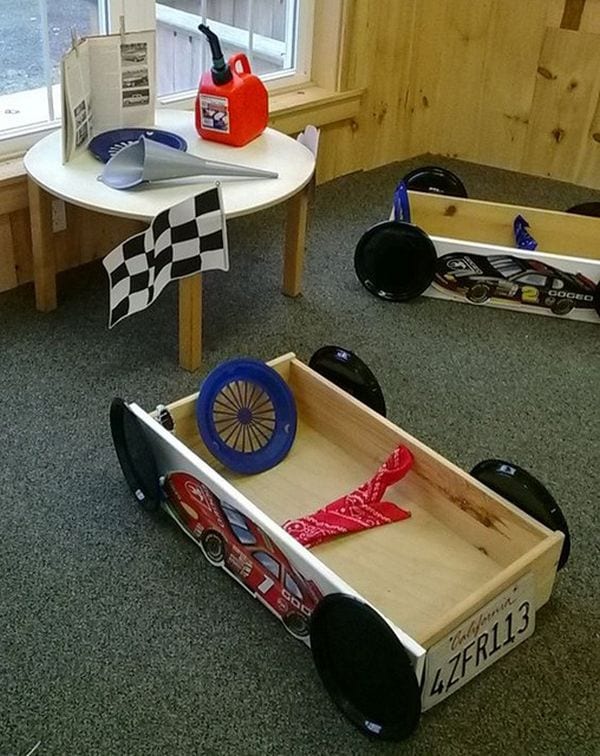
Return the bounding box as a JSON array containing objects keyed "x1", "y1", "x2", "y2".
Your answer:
[
  {"x1": 200, "y1": 530, "x2": 226, "y2": 565},
  {"x1": 310, "y1": 594, "x2": 421, "y2": 741},
  {"x1": 471, "y1": 459, "x2": 570, "y2": 570}
]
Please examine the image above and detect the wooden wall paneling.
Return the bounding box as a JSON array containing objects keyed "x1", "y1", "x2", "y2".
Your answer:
[
  {"x1": 542, "y1": 0, "x2": 567, "y2": 28},
  {"x1": 78, "y1": 210, "x2": 145, "y2": 265},
  {"x1": 429, "y1": 0, "x2": 495, "y2": 159},
  {"x1": 333, "y1": 0, "x2": 374, "y2": 173},
  {"x1": 557, "y1": 0, "x2": 600, "y2": 32},
  {"x1": 358, "y1": 0, "x2": 416, "y2": 168},
  {"x1": 315, "y1": 121, "x2": 362, "y2": 184},
  {"x1": 0, "y1": 176, "x2": 28, "y2": 293},
  {"x1": 577, "y1": 84, "x2": 600, "y2": 186},
  {"x1": 406, "y1": 0, "x2": 448, "y2": 157},
  {"x1": 475, "y1": 0, "x2": 549, "y2": 172},
  {"x1": 560, "y1": 0, "x2": 588, "y2": 29},
  {"x1": 338, "y1": 0, "x2": 372, "y2": 92},
  {"x1": 75, "y1": 205, "x2": 102, "y2": 266},
  {"x1": 520, "y1": 27, "x2": 600, "y2": 183},
  {"x1": 11, "y1": 208, "x2": 33, "y2": 286},
  {"x1": 53, "y1": 205, "x2": 79, "y2": 273},
  {"x1": 580, "y1": 0, "x2": 600, "y2": 32},
  {"x1": 312, "y1": 0, "x2": 345, "y2": 91},
  {"x1": 0, "y1": 178, "x2": 28, "y2": 215},
  {"x1": 0, "y1": 214, "x2": 18, "y2": 292}
]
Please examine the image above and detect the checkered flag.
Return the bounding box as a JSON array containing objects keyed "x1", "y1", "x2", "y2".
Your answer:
[{"x1": 103, "y1": 185, "x2": 228, "y2": 328}]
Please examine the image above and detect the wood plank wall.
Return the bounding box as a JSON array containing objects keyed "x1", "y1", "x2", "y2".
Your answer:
[
  {"x1": 317, "y1": 0, "x2": 600, "y2": 185},
  {"x1": 2, "y1": 0, "x2": 599, "y2": 294}
]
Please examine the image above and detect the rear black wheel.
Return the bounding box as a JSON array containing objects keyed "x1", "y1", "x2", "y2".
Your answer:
[
  {"x1": 402, "y1": 166, "x2": 468, "y2": 198},
  {"x1": 565, "y1": 201, "x2": 600, "y2": 217},
  {"x1": 471, "y1": 459, "x2": 570, "y2": 570},
  {"x1": 109, "y1": 397, "x2": 161, "y2": 512},
  {"x1": 310, "y1": 594, "x2": 421, "y2": 741},
  {"x1": 309, "y1": 345, "x2": 387, "y2": 416}
]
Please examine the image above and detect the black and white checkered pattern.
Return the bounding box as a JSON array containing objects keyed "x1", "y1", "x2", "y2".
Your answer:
[{"x1": 103, "y1": 186, "x2": 228, "y2": 327}]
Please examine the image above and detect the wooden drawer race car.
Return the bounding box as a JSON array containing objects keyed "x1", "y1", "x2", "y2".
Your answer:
[{"x1": 110, "y1": 350, "x2": 569, "y2": 742}]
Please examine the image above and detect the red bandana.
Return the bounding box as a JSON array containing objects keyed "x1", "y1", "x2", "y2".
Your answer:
[{"x1": 283, "y1": 445, "x2": 413, "y2": 548}]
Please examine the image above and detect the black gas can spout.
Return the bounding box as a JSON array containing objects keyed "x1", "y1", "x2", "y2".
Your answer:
[{"x1": 198, "y1": 23, "x2": 233, "y2": 85}]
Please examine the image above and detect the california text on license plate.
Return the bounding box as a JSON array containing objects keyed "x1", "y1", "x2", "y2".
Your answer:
[{"x1": 421, "y1": 573, "x2": 535, "y2": 710}]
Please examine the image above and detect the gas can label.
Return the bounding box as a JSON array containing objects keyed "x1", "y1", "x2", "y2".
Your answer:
[{"x1": 199, "y1": 94, "x2": 230, "y2": 133}]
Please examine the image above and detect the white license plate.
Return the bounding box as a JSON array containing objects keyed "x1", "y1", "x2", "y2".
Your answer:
[{"x1": 421, "y1": 574, "x2": 535, "y2": 710}]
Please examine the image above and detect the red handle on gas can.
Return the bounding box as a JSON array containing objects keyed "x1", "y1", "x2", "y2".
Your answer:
[{"x1": 228, "y1": 53, "x2": 252, "y2": 76}]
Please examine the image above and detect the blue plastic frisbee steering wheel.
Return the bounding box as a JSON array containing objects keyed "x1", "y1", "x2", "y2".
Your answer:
[{"x1": 196, "y1": 358, "x2": 297, "y2": 474}]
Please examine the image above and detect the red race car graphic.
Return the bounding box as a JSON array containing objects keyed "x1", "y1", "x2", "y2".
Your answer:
[{"x1": 163, "y1": 471, "x2": 322, "y2": 638}]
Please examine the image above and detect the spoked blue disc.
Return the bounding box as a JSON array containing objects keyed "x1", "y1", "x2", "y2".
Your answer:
[{"x1": 196, "y1": 358, "x2": 297, "y2": 474}]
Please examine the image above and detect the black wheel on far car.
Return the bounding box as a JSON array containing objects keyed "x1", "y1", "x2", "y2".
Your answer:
[
  {"x1": 284, "y1": 611, "x2": 310, "y2": 639},
  {"x1": 550, "y1": 298, "x2": 574, "y2": 316},
  {"x1": 595, "y1": 284, "x2": 600, "y2": 318},
  {"x1": 200, "y1": 530, "x2": 226, "y2": 565},
  {"x1": 466, "y1": 283, "x2": 491, "y2": 304}
]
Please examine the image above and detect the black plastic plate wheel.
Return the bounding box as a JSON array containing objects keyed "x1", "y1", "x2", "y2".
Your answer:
[
  {"x1": 354, "y1": 220, "x2": 437, "y2": 301},
  {"x1": 471, "y1": 459, "x2": 570, "y2": 570},
  {"x1": 308, "y1": 345, "x2": 387, "y2": 416},
  {"x1": 110, "y1": 397, "x2": 161, "y2": 511},
  {"x1": 565, "y1": 202, "x2": 600, "y2": 217},
  {"x1": 310, "y1": 593, "x2": 421, "y2": 741},
  {"x1": 402, "y1": 166, "x2": 468, "y2": 198}
]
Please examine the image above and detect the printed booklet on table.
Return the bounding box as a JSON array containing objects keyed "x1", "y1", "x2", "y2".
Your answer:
[{"x1": 61, "y1": 29, "x2": 156, "y2": 163}]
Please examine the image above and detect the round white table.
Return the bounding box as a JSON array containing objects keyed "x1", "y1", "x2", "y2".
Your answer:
[{"x1": 24, "y1": 109, "x2": 316, "y2": 370}]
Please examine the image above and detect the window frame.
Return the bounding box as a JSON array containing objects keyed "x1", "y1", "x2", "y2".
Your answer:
[{"x1": 0, "y1": 0, "x2": 320, "y2": 159}]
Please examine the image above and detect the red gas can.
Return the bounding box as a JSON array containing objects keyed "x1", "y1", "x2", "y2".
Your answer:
[{"x1": 195, "y1": 25, "x2": 268, "y2": 147}]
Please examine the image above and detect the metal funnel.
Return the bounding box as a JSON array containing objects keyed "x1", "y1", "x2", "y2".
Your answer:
[{"x1": 101, "y1": 136, "x2": 278, "y2": 189}]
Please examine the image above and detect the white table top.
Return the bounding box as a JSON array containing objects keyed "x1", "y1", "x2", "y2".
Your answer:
[{"x1": 23, "y1": 109, "x2": 315, "y2": 222}]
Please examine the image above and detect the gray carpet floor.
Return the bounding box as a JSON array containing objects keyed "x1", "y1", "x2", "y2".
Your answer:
[{"x1": 1, "y1": 155, "x2": 599, "y2": 756}]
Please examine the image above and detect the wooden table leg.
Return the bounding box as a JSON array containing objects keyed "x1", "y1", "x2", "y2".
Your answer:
[
  {"x1": 179, "y1": 273, "x2": 203, "y2": 371},
  {"x1": 282, "y1": 180, "x2": 311, "y2": 298},
  {"x1": 27, "y1": 178, "x2": 57, "y2": 311}
]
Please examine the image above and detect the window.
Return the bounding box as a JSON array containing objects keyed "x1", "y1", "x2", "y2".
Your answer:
[
  {"x1": 220, "y1": 502, "x2": 257, "y2": 546},
  {"x1": 488, "y1": 256, "x2": 524, "y2": 277},
  {"x1": 284, "y1": 572, "x2": 303, "y2": 600},
  {"x1": 0, "y1": 0, "x2": 314, "y2": 157},
  {"x1": 253, "y1": 550, "x2": 280, "y2": 579},
  {"x1": 515, "y1": 273, "x2": 547, "y2": 287},
  {"x1": 155, "y1": 1, "x2": 312, "y2": 99},
  {"x1": 0, "y1": 1, "x2": 103, "y2": 155}
]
